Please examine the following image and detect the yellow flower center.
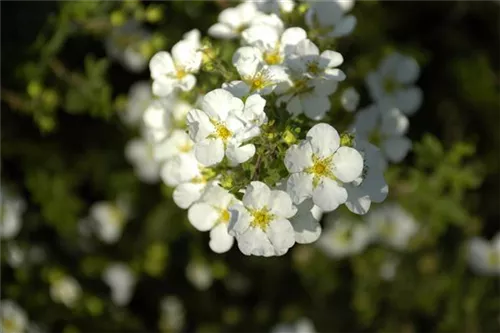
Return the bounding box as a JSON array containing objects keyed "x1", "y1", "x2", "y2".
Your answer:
[
  {"x1": 2, "y1": 318, "x2": 17, "y2": 333},
  {"x1": 220, "y1": 209, "x2": 231, "y2": 223},
  {"x1": 383, "y1": 77, "x2": 398, "y2": 93},
  {"x1": 264, "y1": 50, "x2": 283, "y2": 65},
  {"x1": 210, "y1": 119, "x2": 232, "y2": 142},
  {"x1": 176, "y1": 68, "x2": 187, "y2": 79},
  {"x1": 179, "y1": 142, "x2": 193, "y2": 153},
  {"x1": 109, "y1": 206, "x2": 125, "y2": 227},
  {"x1": 306, "y1": 154, "x2": 334, "y2": 188},
  {"x1": 250, "y1": 207, "x2": 274, "y2": 231},
  {"x1": 250, "y1": 73, "x2": 266, "y2": 91},
  {"x1": 293, "y1": 79, "x2": 309, "y2": 93},
  {"x1": 335, "y1": 227, "x2": 353, "y2": 246},
  {"x1": 307, "y1": 62, "x2": 320, "y2": 75},
  {"x1": 488, "y1": 251, "x2": 500, "y2": 267},
  {"x1": 379, "y1": 221, "x2": 394, "y2": 238}
]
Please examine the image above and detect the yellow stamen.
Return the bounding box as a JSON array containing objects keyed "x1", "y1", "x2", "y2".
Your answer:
[
  {"x1": 307, "y1": 62, "x2": 320, "y2": 75},
  {"x1": 250, "y1": 207, "x2": 274, "y2": 231},
  {"x1": 179, "y1": 142, "x2": 193, "y2": 153},
  {"x1": 176, "y1": 68, "x2": 187, "y2": 79},
  {"x1": 264, "y1": 50, "x2": 283, "y2": 65},
  {"x1": 220, "y1": 210, "x2": 231, "y2": 223},
  {"x1": 383, "y1": 77, "x2": 398, "y2": 93},
  {"x1": 210, "y1": 119, "x2": 232, "y2": 142},
  {"x1": 306, "y1": 154, "x2": 335, "y2": 188}
]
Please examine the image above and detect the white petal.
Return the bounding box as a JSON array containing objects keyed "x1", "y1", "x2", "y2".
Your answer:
[
  {"x1": 232, "y1": 46, "x2": 262, "y2": 78},
  {"x1": 312, "y1": 178, "x2": 348, "y2": 212},
  {"x1": 152, "y1": 76, "x2": 176, "y2": 97},
  {"x1": 341, "y1": 87, "x2": 360, "y2": 112},
  {"x1": 319, "y1": 50, "x2": 344, "y2": 69},
  {"x1": 286, "y1": 172, "x2": 314, "y2": 205},
  {"x1": 208, "y1": 23, "x2": 237, "y2": 39},
  {"x1": 306, "y1": 123, "x2": 340, "y2": 157},
  {"x1": 222, "y1": 81, "x2": 251, "y2": 98},
  {"x1": 345, "y1": 186, "x2": 372, "y2": 215},
  {"x1": 395, "y1": 56, "x2": 420, "y2": 84},
  {"x1": 353, "y1": 105, "x2": 379, "y2": 137},
  {"x1": 291, "y1": 201, "x2": 322, "y2": 244},
  {"x1": 171, "y1": 40, "x2": 202, "y2": 73},
  {"x1": 243, "y1": 94, "x2": 267, "y2": 123},
  {"x1": 331, "y1": 15, "x2": 357, "y2": 37},
  {"x1": 228, "y1": 204, "x2": 252, "y2": 236},
  {"x1": 188, "y1": 203, "x2": 219, "y2": 231},
  {"x1": 202, "y1": 89, "x2": 244, "y2": 121},
  {"x1": 394, "y1": 87, "x2": 423, "y2": 115},
  {"x1": 280, "y1": 27, "x2": 307, "y2": 51},
  {"x1": 382, "y1": 137, "x2": 412, "y2": 163},
  {"x1": 266, "y1": 218, "x2": 295, "y2": 255},
  {"x1": 173, "y1": 182, "x2": 206, "y2": 209},
  {"x1": 269, "y1": 190, "x2": 297, "y2": 219},
  {"x1": 209, "y1": 223, "x2": 234, "y2": 253},
  {"x1": 294, "y1": 39, "x2": 319, "y2": 57},
  {"x1": 186, "y1": 109, "x2": 214, "y2": 142},
  {"x1": 149, "y1": 51, "x2": 175, "y2": 79},
  {"x1": 237, "y1": 227, "x2": 275, "y2": 256},
  {"x1": 284, "y1": 141, "x2": 313, "y2": 173},
  {"x1": 302, "y1": 94, "x2": 331, "y2": 120},
  {"x1": 226, "y1": 144, "x2": 256, "y2": 165},
  {"x1": 242, "y1": 181, "x2": 271, "y2": 210},
  {"x1": 286, "y1": 95, "x2": 303, "y2": 116},
  {"x1": 195, "y1": 138, "x2": 225, "y2": 166},
  {"x1": 178, "y1": 74, "x2": 197, "y2": 92},
  {"x1": 332, "y1": 146, "x2": 364, "y2": 183}
]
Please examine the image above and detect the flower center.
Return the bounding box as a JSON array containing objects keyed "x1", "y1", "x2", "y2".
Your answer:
[
  {"x1": 250, "y1": 207, "x2": 274, "y2": 231},
  {"x1": 2, "y1": 318, "x2": 18, "y2": 333},
  {"x1": 306, "y1": 154, "x2": 334, "y2": 188},
  {"x1": 307, "y1": 61, "x2": 320, "y2": 75},
  {"x1": 220, "y1": 209, "x2": 231, "y2": 223},
  {"x1": 383, "y1": 77, "x2": 398, "y2": 93},
  {"x1": 335, "y1": 227, "x2": 353, "y2": 246},
  {"x1": 264, "y1": 50, "x2": 282, "y2": 65},
  {"x1": 176, "y1": 68, "x2": 187, "y2": 79},
  {"x1": 488, "y1": 251, "x2": 500, "y2": 267},
  {"x1": 179, "y1": 142, "x2": 193, "y2": 153},
  {"x1": 248, "y1": 72, "x2": 267, "y2": 91},
  {"x1": 212, "y1": 121, "x2": 232, "y2": 142},
  {"x1": 109, "y1": 206, "x2": 125, "y2": 227}
]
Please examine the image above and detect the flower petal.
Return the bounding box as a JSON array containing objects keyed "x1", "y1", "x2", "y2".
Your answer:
[
  {"x1": 202, "y1": 89, "x2": 244, "y2": 120},
  {"x1": 242, "y1": 181, "x2": 271, "y2": 210},
  {"x1": 286, "y1": 172, "x2": 314, "y2": 205},
  {"x1": 209, "y1": 223, "x2": 234, "y2": 253},
  {"x1": 236, "y1": 227, "x2": 275, "y2": 256},
  {"x1": 302, "y1": 94, "x2": 331, "y2": 120},
  {"x1": 173, "y1": 182, "x2": 205, "y2": 209},
  {"x1": 332, "y1": 146, "x2": 364, "y2": 183},
  {"x1": 188, "y1": 203, "x2": 219, "y2": 231},
  {"x1": 269, "y1": 190, "x2": 297, "y2": 219},
  {"x1": 306, "y1": 123, "x2": 340, "y2": 157},
  {"x1": 195, "y1": 138, "x2": 225, "y2": 166},
  {"x1": 284, "y1": 141, "x2": 313, "y2": 173},
  {"x1": 149, "y1": 51, "x2": 175, "y2": 79},
  {"x1": 226, "y1": 143, "x2": 256, "y2": 165},
  {"x1": 382, "y1": 136, "x2": 412, "y2": 163},
  {"x1": 266, "y1": 218, "x2": 295, "y2": 256},
  {"x1": 290, "y1": 200, "x2": 323, "y2": 244},
  {"x1": 312, "y1": 178, "x2": 347, "y2": 212}
]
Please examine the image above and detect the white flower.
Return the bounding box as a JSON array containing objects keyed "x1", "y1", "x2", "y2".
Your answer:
[
  {"x1": 341, "y1": 87, "x2": 359, "y2": 112},
  {"x1": 224, "y1": 46, "x2": 288, "y2": 98},
  {"x1": 285, "y1": 123, "x2": 364, "y2": 212},
  {"x1": 185, "y1": 260, "x2": 214, "y2": 290},
  {"x1": 6, "y1": 243, "x2": 25, "y2": 268},
  {"x1": 183, "y1": 29, "x2": 202, "y2": 49},
  {"x1": 343, "y1": 139, "x2": 388, "y2": 215},
  {"x1": 242, "y1": 16, "x2": 307, "y2": 67},
  {"x1": 153, "y1": 129, "x2": 194, "y2": 162},
  {"x1": 228, "y1": 181, "x2": 297, "y2": 257},
  {"x1": 1, "y1": 300, "x2": 28, "y2": 333},
  {"x1": 50, "y1": 275, "x2": 82, "y2": 308},
  {"x1": 246, "y1": 0, "x2": 295, "y2": 14},
  {"x1": 208, "y1": 2, "x2": 262, "y2": 39},
  {"x1": 89, "y1": 200, "x2": 130, "y2": 244},
  {"x1": 366, "y1": 203, "x2": 419, "y2": 250},
  {"x1": 125, "y1": 136, "x2": 161, "y2": 183},
  {"x1": 305, "y1": 0, "x2": 357, "y2": 39},
  {"x1": 316, "y1": 214, "x2": 372, "y2": 258},
  {"x1": 188, "y1": 184, "x2": 238, "y2": 253},
  {"x1": 187, "y1": 89, "x2": 266, "y2": 166},
  {"x1": 102, "y1": 263, "x2": 136, "y2": 306},
  {"x1": 366, "y1": 52, "x2": 422, "y2": 115},
  {"x1": 466, "y1": 233, "x2": 500, "y2": 276},
  {"x1": 143, "y1": 97, "x2": 191, "y2": 142},
  {"x1": 121, "y1": 81, "x2": 152, "y2": 127},
  {"x1": 286, "y1": 39, "x2": 346, "y2": 83},
  {"x1": 149, "y1": 40, "x2": 202, "y2": 97},
  {"x1": 159, "y1": 296, "x2": 185, "y2": 333},
  {"x1": 105, "y1": 20, "x2": 150, "y2": 73},
  {"x1": 271, "y1": 318, "x2": 316, "y2": 333},
  {"x1": 379, "y1": 257, "x2": 400, "y2": 281},
  {"x1": 0, "y1": 188, "x2": 25, "y2": 240},
  {"x1": 353, "y1": 103, "x2": 412, "y2": 164}
]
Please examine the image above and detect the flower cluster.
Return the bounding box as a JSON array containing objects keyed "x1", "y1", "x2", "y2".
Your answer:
[{"x1": 116, "y1": 0, "x2": 426, "y2": 257}]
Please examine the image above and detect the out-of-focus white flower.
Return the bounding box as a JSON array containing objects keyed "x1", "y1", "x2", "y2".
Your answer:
[
  {"x1": 188, "y1": 184, "x2": 238, "y2": 253},
  {"x1": 353, "y1": 103, "x2": 412, "y2": 164},
  {"x1": 317, "y1": 214, "x2": 371, "y2": 258},
  {"x1": 224, "y1": 46, "x2": 288, "y2": 98},
  {"x1": 150, "y1": 40, "x2": 202, "y2": 97},
  {"x1": 379, "y1": 257, "x2": 400, "y2": 281},
  {"x1": 153, "y1": 129, "x2": 194, "y2": 162},
  {"x1": 187, "y1": 89, "x2": 266, "y2": 166},
  {"x1": 466, "y1": 233, "x2": 500, "y2": 276},
  {"x1": 366, "y1": 203, "x2": 419, "y2": 250},
  {"x1": 366, "y1": 52, "x2": 422, "y2": 115},
  {"x1": 343, "y1": 139, "x2": 388, "y2": 215},
  {"x1": 186, "y1": 260, "x2": 214, "y2": 291},
  {"x1": 271, "y1": 317, "x2": 316, "y2": 333},
  {"x1": 159, "y1": 296, "x2": 185, "y2": 333},
  {"x1": 143, "y1": 97, "x2": 192, "y2": 143},
  {"x1": 50, "y1": 275, "x2": 82, "y2": 308},
  {"x1": 102, "y1": 263, "x2": 136, "y2": 306},
  {"x1": 183, "y1": 29, "x2": 202, "y2": 49},
  {"x1": 285, "y1": 123, "x2": 364, "y2": 212},
  {"x1": 247, "y1": 0, "x2": 295, "y2": 14},
  {"x1": 6, "y1": 243, "x2": 25, "y2": 268},
  {"x1": 208, "y1": 2, "x2": 262, "y2": 39},
  {"x1": 0, "y1": 187, "x2": 25, "y2": 240},
  {"x1": 228, "y1": 181, "x2": 297, "y2": 257},
  {"x1": 341, "y1": 87, "x2": 359, "y2": 112},
  {"x1": 0, "y1": 300, "x2": 28, "y2": 333},
  {"x1": 121, "y1": 81, "x2": 152, "y2": 127},
  {"x1": 305, "y1": 0, "x2": 357, "y2": 39},
  {"x1": 105, "y1": 20, "x2": 151, "y2": 73},
  {"x1": 125, "y1": 136, "x2": 161, "y2": 183},
  {"x1": 89, "y1": 200, "x2": 130, "y2": 244}
]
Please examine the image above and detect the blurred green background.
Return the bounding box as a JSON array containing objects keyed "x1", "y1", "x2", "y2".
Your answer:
[{"x1": 1, "y1": 1, "x2": 499, "y2": 332}]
